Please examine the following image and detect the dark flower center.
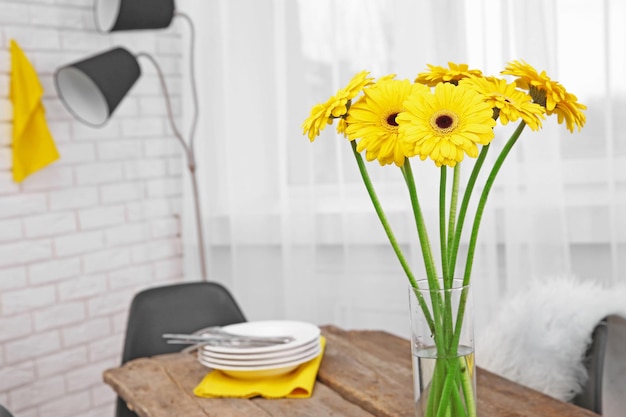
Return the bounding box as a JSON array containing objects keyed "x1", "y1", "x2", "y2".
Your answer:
[
  {"x1": 387, "y1": 113, "x2": 399, "y2": 127},
  {"x1": 435, "y1": 115, "x2": 454, "y2": 129}
]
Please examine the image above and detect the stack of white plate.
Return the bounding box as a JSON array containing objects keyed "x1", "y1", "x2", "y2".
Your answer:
[{"x1": 197, "y1": 320, "x2": 321, "y2": 379}]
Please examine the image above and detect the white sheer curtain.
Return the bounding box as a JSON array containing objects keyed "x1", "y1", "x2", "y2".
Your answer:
[{"x1": 180, "y1": 0, "x2": 625, "y2": 337}]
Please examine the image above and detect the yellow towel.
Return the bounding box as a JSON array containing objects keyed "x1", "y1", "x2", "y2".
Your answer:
[
  {"x1": 194, "y1": 336, "x2": 326, "y2": 399},
  {"x1": 10, "y1": 39, "x2": 60, "y2": 183}
]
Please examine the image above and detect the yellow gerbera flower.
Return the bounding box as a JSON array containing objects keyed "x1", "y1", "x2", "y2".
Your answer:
[
  {"x1": 345, "y1": 78, "x2": 428, "y2": 166},
  {"x1": 302, "y1": 70, "x2": 374, "y2": 141},
  {"x1": 552, "y1": 91, "x2": 587, "y2": 134},
  {"x1": 502, "y1": 60, "x2": 586, "y2": 132},
  {"x1": 336, "y1": 74, "x2": 398, "y2": 136},
  {"x1": 397, "y1": 83, "x2": 496, "y2": 167},
  {"x1": 415, "y1": 62, "x2": 483, "y2": 87},
  {"x1": 459, "y1": 76, "x2": 545, "y2": 131}
]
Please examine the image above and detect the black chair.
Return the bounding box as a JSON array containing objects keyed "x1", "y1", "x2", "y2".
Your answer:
[
  {"x1": 572, "y1": 317, "x2": 608, "y2": 414},
  {"x1": 116, "y1": 281, "x2": 247, "y2": 417},
  {"x1": 0, "y1": 405, "x2": 14, "y2": 417}
]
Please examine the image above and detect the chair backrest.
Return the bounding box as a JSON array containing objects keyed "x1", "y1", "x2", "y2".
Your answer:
[
  {"x1": 601, "y1": 314, "x2": 626, "y2": 417},
  {"x1": 572, "y1": 317, "x2": 608, "y2": 414},
  {"x1": 0, "y1": 404, "x2": 14, "y2": 417},
  {"x1": 121, "y1": 281, "x2": 246, "y2": 363},
  {"x1": 117, "y1": 281, "x2": 246, "y2": 417}
]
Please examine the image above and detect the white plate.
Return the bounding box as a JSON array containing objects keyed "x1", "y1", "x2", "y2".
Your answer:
[
  {"x1": 201, "y1": 320, "x2": 320, "y2": 355},
  {"x1": 199, "y1": 346, "x2": 320, "y2": 370},
  {"x1": 199, "y1": 342, "x2": 320, "y2": 367},
  {"x1": 198, "y1": 348, "x2": 320, "y2": 379},
  {"x1": 200, "y1": 337, "x2": 320, "y2": 361}
]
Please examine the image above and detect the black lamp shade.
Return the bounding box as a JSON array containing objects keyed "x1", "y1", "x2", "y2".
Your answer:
[
  {"x1": 55, "y1": 47, "x2": 141, "y2": 127},
  {"x1": 95, "y1": 0, "x2": 175, "y2": 32}
]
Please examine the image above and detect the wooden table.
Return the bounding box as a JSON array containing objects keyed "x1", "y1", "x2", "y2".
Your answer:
[{"x1": 103, "y1": 325, "x2": 600, "y2": 417}]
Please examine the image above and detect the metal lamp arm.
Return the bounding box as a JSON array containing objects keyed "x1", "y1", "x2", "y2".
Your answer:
[
  {"x1": 135, "y1": 52, "x2": 188, "y2": 157},
  {"x1": 174, "y1": 11, "x2": 199, "y2": 154},
  {"x1": 136, "y1": 48, "x2": 207, "y2": 282}
]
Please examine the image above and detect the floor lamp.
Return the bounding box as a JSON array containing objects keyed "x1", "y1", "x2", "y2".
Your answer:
[{"x1": 54, "y1": 0, "x2": 208, "y2": 282}]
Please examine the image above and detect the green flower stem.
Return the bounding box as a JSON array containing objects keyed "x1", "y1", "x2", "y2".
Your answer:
[
  {"x1": 446, "y1": 165, "x2": 461, "y2": 284},
  {"x1": 429, "y1": 355, "x2": 476, "y2": 417},
  {"x1": 442, "y1": 165, "x2": 461, "y2": 353},
  {"x1": 401, "y1": 159, "x2": 439, "y2": 287},
  {"x1": 439, "y1": 167, "x2": 448, "y2": 281},
  {"x1": 439, "y1": 379, "x2": 461, "y2": 417},
  {"x1": 349, "y1": 141, "x2": 435, "y2": 331},
  {"x1": 450, "y1": 378, "x2": 468, "y2": 417},
  {"x1": 402, "y1": 161, "x2": 453, "y2": 417},
  {"x1": 426, "y1": 359, "x2": 447, "y2": 417},
  {"x1": 446, "y1": 145, "x2": 490, "y2": 279},
  {"x1": 437, "y1": 357, "x2": 475, "y2": 417},
  {"x1": 400, "y1": 159, "x2": 446, "y2": 352},
  {"x1": 402, "y1": 159, "x2": 470, "y2": 417},
  {"x1": 460, "y1": 355, "x2": 477, "y2": 417}
]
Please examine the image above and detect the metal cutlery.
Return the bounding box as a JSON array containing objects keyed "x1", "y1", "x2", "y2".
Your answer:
[{"x1": 162, "y1": 328, "x2": 295, "y2": 348}]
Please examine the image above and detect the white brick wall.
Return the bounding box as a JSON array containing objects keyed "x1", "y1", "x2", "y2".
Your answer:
[{"x1": 0, "y1": 0, "x2": 187, "y2": 415}]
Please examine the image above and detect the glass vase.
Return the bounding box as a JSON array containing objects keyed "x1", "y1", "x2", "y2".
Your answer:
[{"x1": 408, "y1": 279, "x2": 476, "y2": 417}]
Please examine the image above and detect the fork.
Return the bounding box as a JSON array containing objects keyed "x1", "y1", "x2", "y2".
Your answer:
[{"x1": 162, "y1": 328, "x2": 295, "y2": 347}]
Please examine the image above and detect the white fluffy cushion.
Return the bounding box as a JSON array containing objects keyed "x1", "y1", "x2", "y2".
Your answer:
[{"x1": 476, "y1": 276, "x2": 626, "y2": 402}]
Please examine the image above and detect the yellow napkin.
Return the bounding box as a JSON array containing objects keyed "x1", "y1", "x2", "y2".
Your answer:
[
  {"x1": 10, "y1": 39, "x2": 60, "y2": 183},
  {"x1": 194, "y1": 336, "x2": 326, "y2": 399}
]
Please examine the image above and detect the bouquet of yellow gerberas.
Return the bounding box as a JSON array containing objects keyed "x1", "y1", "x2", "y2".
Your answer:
[{"x1": 302, "y1": 61, "x2": 586, "y2": 417}]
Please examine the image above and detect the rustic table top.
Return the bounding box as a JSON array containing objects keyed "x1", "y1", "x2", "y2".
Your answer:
[{"x1": 103, "y1": 325, "x2": 600, "y2": 417}]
